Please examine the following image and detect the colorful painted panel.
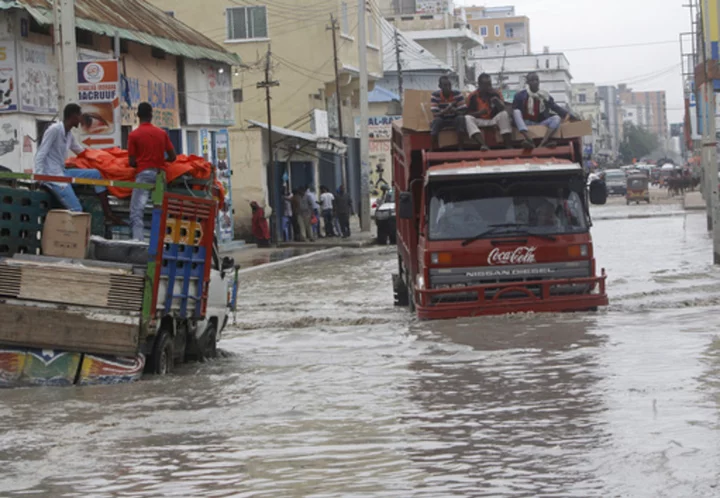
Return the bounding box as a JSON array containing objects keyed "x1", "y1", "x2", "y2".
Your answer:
[
  {"x1": 21, "y1": 349, "x2": 82, "y2": 387},
  {"x1": 0, "y1": 348, "x2": 27, "y2": 387},
  {"x1": 77, "y1": 354, "x2": 145, "y2": 386}
]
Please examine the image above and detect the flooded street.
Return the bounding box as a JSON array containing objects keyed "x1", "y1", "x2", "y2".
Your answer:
[{"x1": 2, "y1": 205, "x2": 720, "y2": 497}]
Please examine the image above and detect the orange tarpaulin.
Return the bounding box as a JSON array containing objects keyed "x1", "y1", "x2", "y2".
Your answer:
[{"x1": 66, "y1": 148, "x2": 225, "y2": 208}]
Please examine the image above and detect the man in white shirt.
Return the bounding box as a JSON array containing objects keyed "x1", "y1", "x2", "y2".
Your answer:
[
  {"x1": 319, "y1": 185, "x2": 335, "y2": 237},
  {"x1": 35, "y1": 103, "x2": 123, "y2": 224}
]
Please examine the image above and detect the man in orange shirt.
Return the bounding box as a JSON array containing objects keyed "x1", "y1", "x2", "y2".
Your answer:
[
  {"x1": 464, "y1": 73, "x2": 513, "y2": 150},
  {"x1": 128, "y1": 102, "x2": 177, "y2": 241}
]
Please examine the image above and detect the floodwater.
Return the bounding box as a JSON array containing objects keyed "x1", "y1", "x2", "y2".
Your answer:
[{"x1": 2, "y1": 206, "x2": 720, "y2": 497}]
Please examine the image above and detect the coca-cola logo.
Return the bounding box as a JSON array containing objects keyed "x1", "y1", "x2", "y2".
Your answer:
[{"x1": 488, "y1": 246, "x2": 537, "y2": 265}]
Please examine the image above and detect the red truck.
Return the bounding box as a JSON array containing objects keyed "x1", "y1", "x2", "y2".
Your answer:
[{"x1": 391, "y1": 122, "x2": 609, "y2": 320}]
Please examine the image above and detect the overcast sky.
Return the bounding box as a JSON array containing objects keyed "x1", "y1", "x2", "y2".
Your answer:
[{"x1": 455, "y1": 0, "x2": 688, "y2": 123}]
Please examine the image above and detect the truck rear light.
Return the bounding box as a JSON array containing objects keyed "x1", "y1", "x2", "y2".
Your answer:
[
  {"x1": 417, "y1": 275, "x2": 426, "y2": 290},
  {"x1": 568, "y1": 244, "x2": 588, "y2": 258},
  {"x1": 431, "y1": 252, "x2": 452, "y2": 264}
]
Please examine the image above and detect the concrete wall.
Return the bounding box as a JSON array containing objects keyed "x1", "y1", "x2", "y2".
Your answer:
[{"x1": 229, "y1": 128, "x2": 266, "y2": 238}]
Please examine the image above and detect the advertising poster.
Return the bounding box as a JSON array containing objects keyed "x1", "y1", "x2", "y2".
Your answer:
[
  {"x1": 214, "y1": 129, "x2": 234, "y2": 243},
  {"x1": 200, "y1": 128, "x2": 210, "y2": 161},
  {"x1": 0, "y1": 40, "x2": 18, "y2": 112},
  {"x1": 354, "y1": 116, "x2": 400, "y2": 193},
  {"x1": 77, "y1": 60, "x2": 121, "y2": 148},
  {"x1": 18, "y1": 42, "x2": 58, "y2": 115}
]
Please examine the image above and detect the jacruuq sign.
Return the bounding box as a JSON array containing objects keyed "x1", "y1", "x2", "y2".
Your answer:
[
  {"x1": 488, "y1": 247, "x2": 537, "y2": 265},
  {"x1": 77, "y1": 60, "x2": 121, "y2": 148}
]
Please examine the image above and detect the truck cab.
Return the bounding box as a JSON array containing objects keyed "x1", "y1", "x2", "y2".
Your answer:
[{"x1": 392, "y1": 123, "x2": 608, "y2": 320}]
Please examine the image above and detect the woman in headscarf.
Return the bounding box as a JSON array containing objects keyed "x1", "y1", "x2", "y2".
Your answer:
[{"x1": 250, "y1": 201, "x2": 271, "y2": 247}]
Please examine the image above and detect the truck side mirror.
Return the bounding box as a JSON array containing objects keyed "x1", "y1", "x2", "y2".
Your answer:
[
  {"x1": 589, "y1": 179, "x2": 607, "y2": 205},
  {"x1": 398, "y1": 191, "x2": 413, "y2": 220}
]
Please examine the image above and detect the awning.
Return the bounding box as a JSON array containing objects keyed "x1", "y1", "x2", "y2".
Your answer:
[
  {"x1": 247, "y1": 120, "x2": 347, "y2": 155},
  {"x1": 1, "y1": 1, "x2": 241, "y2": 66}
]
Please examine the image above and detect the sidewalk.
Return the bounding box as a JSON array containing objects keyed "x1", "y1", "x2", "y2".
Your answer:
[
  {"x1": 278, "y1": 218, "x2": 377, "y2": 249},
  {"x1": 684, "y1": 191, "x2": 705, "y2": 211}
]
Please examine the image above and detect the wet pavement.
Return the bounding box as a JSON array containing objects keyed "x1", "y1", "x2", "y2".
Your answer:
[{"x1": 2, "y1": 204, "x2": 720, "y2": 497}]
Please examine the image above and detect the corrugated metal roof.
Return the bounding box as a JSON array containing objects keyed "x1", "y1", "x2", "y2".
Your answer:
[
  {"x1": 368, "y1": 85, "x2": 399, "y2": 103},
  {"x1": 1, "y1": 0, "x2": 241, "y2": 66}
]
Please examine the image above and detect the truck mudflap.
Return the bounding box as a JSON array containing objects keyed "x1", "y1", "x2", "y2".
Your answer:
[{"x1": 415, "y1": 271, "x2": 608, "y2": 320}]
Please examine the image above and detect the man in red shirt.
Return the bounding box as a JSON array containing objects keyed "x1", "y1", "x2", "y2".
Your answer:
[{"x1": 128, "y1": 102, "x2": 177, "y2": 241}]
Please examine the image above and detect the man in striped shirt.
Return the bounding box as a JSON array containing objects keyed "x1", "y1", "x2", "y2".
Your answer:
[{"x1": 430, "y1": 76, "x2": 466, "y2": 151}]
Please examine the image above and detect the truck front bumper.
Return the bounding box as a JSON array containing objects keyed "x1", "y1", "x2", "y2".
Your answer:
[{"x1": 415, "y1": 271, "x2": 608, "y2": 320}]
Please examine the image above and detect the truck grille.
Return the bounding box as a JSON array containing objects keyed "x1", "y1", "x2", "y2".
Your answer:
[{"x1": 428, "y1": 262, "x2": 592, "y2": 305}]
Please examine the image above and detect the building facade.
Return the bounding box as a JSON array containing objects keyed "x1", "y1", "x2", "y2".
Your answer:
[
  {"x1": 597, "y1": 85, "x2": 624, "y2": 163},
  {"x1": 461, "y1": 5, "x2": 530, "y2": 55},
  {"x1": 472, "y1": 52, "x2": 572, "y2": 107},
  {"x1": 571, "y1": 83, "x2": 612, "y2": 163},
  {"x1": 618, "y1": 84, "x2": 668, "y2": 139},
  {"x1": 149, "y1": 0, "x2": 384, "y2": 238}
]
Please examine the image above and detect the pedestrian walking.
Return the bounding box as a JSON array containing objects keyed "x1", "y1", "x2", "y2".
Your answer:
[
  {"x1": 128, "y1": 102, "x2": 177, "y2": 241},
  {"x1": 319, "y1": 185, "x2": 335, "y2": 237},
  {"x1": 250, "y1": 201, "x2": 271, "y2": 247},
  {"x1": 282, "y1": 186, "x2": 294, "y2": 242},
  {"x1": 305, "y1": 186, "x2": 321, "y2": 239},
  {"x1": 333, "y1": 185, "x2": 353, "y2": 238}
]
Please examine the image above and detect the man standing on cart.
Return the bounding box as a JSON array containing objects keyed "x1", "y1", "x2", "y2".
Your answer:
[{"x1": 128, "y1": 102, "x2": 177, "y2": 241}]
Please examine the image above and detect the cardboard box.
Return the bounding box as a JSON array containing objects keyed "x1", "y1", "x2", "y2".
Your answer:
[
  {"x1": 561, "y1": 120, "x2": 593, "y2": 138},
  {"x1": 402, "y1": 89, "x2": 434, "y2": 132},
  {"x1": 41, "y1": 210, "x2": 91, "y2": 259},
  {"x1": 512, "y1": 125, "x2": 548, "y2": 141}
]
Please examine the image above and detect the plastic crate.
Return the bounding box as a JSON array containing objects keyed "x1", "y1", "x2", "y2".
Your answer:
[{"x1": 0, "y1": 186, "x2": 56, "y2": 257}]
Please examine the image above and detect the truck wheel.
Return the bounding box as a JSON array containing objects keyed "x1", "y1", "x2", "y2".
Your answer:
[
  {"x1": 150, "y1": 330, "x2": 174, "y2": 375},
  {"x1": 203, "y1": 323, "x2": 218, "y2": 359},
  {"x1": 393, "y1": 273, "x2": 409, "y2": 306},
  {"x1": 408, "y1": 279, "x2": 416, "y2": 313},
  {"x1": 377, "y1": 225, "x2": 386, "y2": 245}
]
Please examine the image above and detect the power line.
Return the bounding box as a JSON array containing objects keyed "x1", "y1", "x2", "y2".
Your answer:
[{"x1": 557, "y1": 40, "x2": 679, "y2": 53}]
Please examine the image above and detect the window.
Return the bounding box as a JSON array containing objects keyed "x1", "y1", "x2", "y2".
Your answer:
[
  {"x1": 233, "y1": 88, "x2": 243, "y2": 103},
  {"x1": 75, "y1": 28, "x2": 94, "y2": 46},
  {"x1": 578, "y1": 94, "x2": 587, "y2": 103},
  {"x1": 480, "y1": 26, "x2": 488, "y2": 36},
  {"x1": 341, "y1": 2, "x2": 349, "y2": 35},
  {"x1": 494, "y1": 25, "x2": 500, "y2": 37},
  {"x1": 186, "y1": 131, "x2": 199, "y2": 156},
  {"x1": 505, "y1": 27, "x2": 514, "y2": 38},
  {"x1": 227, "y1": 6, "x2": 268, "y2": 41}
]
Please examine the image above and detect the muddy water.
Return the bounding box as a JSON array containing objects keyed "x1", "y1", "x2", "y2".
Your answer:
[{"x1": 1, "y1": 210, "x2": 720, "y2": 497}]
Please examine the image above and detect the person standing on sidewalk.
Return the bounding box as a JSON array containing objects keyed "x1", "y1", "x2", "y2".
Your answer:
[
  {"x1": 128, "y1": 102, "x2": 177, "y2": 241},
  {"x1": 250, "y1": 201, "x2": 271, "y2": 247},
  {"x1": 305, "y1": 185, "x2": 320, "y2": 238},
  {"x1": 333, "y1": 185, "x2": 353, "y2": 238},
  {"x1": 319, "y1": 185, "x2": 335, "y2": 237}
]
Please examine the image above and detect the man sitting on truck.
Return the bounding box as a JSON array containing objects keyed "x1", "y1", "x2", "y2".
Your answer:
[
  {"x1": 34, "y1": 103, "x2": 124, "y2": 225},
  {"x1": 128, "y1": 102, "x2": 177, "y2": 241},
  {"x1": 512, "y1": 72, "x2": 571, "y2": 149},
  {"x1": 465, "y1": 73, "x2": 513, "y2": 150},
  {"x1": 430, "y1": 76, "x2": 466, "y2": 151}
]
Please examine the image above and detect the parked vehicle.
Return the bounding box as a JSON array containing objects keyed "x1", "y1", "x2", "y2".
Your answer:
[
  {"x1": 626, "y1": 174, "x2": 650, "y2": 204},
  {"x1": 391, "y1": 123, "x2": 608, "y2": 320},
  {"x1": 0, "y1": 172, "x2": 239, "y2": 387},
  {"x1": 375, "y1": 188, "x2": 396, "y2": 245},
  {"x1": 603, "y1": 169, "x2": 627, "y2": 196}
]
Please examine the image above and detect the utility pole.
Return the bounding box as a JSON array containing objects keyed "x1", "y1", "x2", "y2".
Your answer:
[
  {"x1": 699, "y1": 0, "x2": 720, "y2": 263},
  {"x1": 327, "y1": 14, "x2": 348, "y2": 188},
  {"x1": 358, "y1": 0, "x2": 370, "y2": 232},
  {"x1": 60, "y1": 0, "x2": 77, "y2": 106},
  {"x1": 394, "y1": 27, "x2": 403, "y2": 101},
  {"x1": 52, "y1": 0, "x2": 64, "y2": 108},
  {"x1": 257, "y1": 46, "x2": 281, "y2": 245}
]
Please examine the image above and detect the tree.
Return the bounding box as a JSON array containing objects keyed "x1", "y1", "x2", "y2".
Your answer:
[{"x1": 619, "y1": 122, "x2": 659, "y2": 163}]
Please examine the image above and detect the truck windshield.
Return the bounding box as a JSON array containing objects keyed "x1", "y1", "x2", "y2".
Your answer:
[{"x1": 428, "y1": 181, "x2": 588, "y2": 241}]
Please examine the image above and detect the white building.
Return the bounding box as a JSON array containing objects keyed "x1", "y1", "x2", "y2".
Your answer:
[
  {"x1": 471, "y1": 51, "x2": 572, "y2": 107},
  {"x1": 572, "y1": 83, "x2": 611, "y2": 162},
  {"x1": 378, "y1": 19, "x2": 454, "y2": 96}
]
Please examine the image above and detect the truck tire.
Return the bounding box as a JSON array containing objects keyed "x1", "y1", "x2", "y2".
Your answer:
[
  {"x1": 377, "y1": 225, "x2": 387, "y2": 245},
  {"x1": 408, "y1": 279, "x2": 416, "y2": 313},
  {"x1": 393, "y1": 273, "x2": 409, "y2": 306},
  {"x1": 203, "y1": 323, "x2": 218, "y2": 360},
  {"x1": 150, "y1": 330, "x2": 174, "y2": 375}
]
